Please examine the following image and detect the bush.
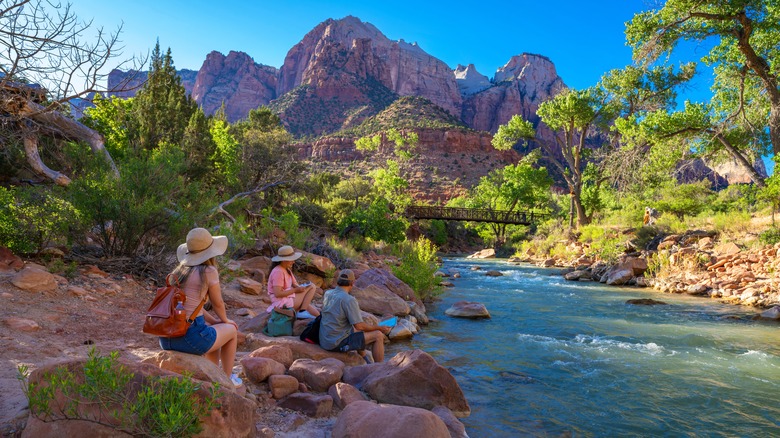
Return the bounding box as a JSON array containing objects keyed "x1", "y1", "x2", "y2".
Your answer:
[
  {"x1": 759, "y1": 227, "x2": 780, "y2": 245},
  {"x1": 391, "y1": 237, "x2": 441, "y2": 300},
  {"x1": 68, "y1": 147, "x2": 213, "y2": 257},
  {"x1": 0, "y1": 185, "x2": 81, "y2": 255},
  {"x1": 18, "y1": 349, "x2": 220, "y2": 437}
]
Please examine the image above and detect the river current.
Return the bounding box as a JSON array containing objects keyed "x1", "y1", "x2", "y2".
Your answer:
[{"x1": 387, "y1": 258, "x2": 780, "y2": 437}]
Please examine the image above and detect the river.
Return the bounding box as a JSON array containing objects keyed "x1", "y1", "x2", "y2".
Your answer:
[{"x1": 387, "y1": 258, "x2": 780, "y2": 437}]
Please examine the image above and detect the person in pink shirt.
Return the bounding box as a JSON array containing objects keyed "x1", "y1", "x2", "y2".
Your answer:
[{"x1": 266, "y1": 245, "x2": 320, "y2": 318}]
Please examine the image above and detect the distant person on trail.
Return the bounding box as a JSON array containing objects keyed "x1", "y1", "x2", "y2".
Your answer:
[
  {"x1": 266, "y1": 245, "x2": 320, "y2": 319},
  {"x1": 160, "y1": 228, "x2": 241, "y2": 386},
  {"x1": 319, "y1": 269, "x2": 391, "y2": 363}
]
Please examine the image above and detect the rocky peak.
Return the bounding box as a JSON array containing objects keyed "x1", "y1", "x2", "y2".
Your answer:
[
  {"x1": 454, "y1": 64, "x2": 491, "y2": 96},
  {"x1": 276, "y1": 16, "x2": 462, "y2": 121},
  {"x1": 494, "y1": 53, "x2": 563, "y2": 96},
  {"x1": 191, "y1": 50, "x2": 278, "y2": 122}
]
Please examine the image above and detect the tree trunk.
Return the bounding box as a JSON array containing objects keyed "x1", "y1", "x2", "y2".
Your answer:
[
  {"x1": 714, "y1": 133, "x2": 766, "y2": 187},
  {"x1": 19, "y1": 99, "x2": 120, "y2": 179},
  {"x1": 23, "y1": 134, "x2": 71, "y2": 186}
]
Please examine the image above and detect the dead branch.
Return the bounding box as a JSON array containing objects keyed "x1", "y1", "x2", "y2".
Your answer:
[{"x1": 213, "y1": 181, "x2": 287, "y2": 222}]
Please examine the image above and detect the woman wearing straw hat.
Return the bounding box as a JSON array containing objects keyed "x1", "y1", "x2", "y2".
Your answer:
[
  {"x1": 160, "y1": 227, "x2": 241, "y2": 385},
  {"x1": 266, "y1": 245, "x2": 320, "y2": 318}
]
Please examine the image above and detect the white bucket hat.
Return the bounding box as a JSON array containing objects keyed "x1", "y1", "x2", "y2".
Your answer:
[
  {"x1": 272, "y1": 245, "x2": 302, "y2": 262},
  {"x1": 176, "y1": 228, "x2": 228, "y2": 267}
]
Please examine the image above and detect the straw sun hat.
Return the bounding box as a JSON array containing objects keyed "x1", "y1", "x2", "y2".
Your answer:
[
  {"x1": 272, "y1": 245, "x2": 302, "y2": 262},
  {"x1": 176, "y1": 228, "x2": 228, "y2": 267}
]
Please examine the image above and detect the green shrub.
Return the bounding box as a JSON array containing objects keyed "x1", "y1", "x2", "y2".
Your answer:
[
  {"x1": 759, "y1": 227, "x2": 780, "y2": 245},
  {"x1": 68, "y1": 147, "x2": 212, "y2": 257},
  {"x1": 18, "y1": 349, "x2": 219, "y2": 437},
  {"x1": 391, "y1": 237, "x2": 441, "y2": 300},
  {"x1": 0, "y1": 186, "x2": 81, "y2": 255}
]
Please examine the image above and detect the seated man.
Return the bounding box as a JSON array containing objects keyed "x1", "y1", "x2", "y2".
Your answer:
[{"x1": 319, "y1": 269, "x2": 391, "y2": 362}]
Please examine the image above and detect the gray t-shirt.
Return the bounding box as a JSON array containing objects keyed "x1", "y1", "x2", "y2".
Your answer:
[{"x1": 319, "y1": 286, "x2": 363, "y2": 350}]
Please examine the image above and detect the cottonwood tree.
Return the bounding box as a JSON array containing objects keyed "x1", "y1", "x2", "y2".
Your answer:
[
  {"x1": 0, "y1": 0, "x2": 138, "y2": 184},
  {"x1": 626, "y1": 0, "x2": 779, "y2": 178},
  {"x1": 494, "y1": 88, "x2": 616, "y2": 229}
]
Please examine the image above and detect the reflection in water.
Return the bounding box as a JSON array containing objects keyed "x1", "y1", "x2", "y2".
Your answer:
[{"x1": 390, "y1": 258, "x2": 780, "y2": 437}]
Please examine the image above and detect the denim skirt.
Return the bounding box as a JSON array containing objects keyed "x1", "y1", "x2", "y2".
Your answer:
[{"x1": 159, "y1": 315, "x2": 216, "y2": 355}]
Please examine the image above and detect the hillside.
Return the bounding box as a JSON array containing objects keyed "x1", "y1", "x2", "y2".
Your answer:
[{"x1": 334, "y1": 96, "x2": 471, "y2": 138}]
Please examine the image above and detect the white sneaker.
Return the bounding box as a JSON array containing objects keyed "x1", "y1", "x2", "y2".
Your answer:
[
  {"x1": 230, "y1": 373, "x2": 243, "y2": 386},
  {"x1": 296, "y1": 310, "x2": 315, "y2": 319}
]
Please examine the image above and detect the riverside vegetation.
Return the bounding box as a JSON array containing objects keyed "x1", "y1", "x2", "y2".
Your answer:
[{"x1": 1, "y1": 0, "x2": 780, "y2": 436}]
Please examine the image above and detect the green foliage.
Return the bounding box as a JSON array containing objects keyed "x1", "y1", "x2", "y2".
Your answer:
[
  {"x1": 0, "y1": 186, "x2": 81, "y2": 255},
  {"x1": 68, "y1": 145, "x2": 213, "y2": 256},
  {"x1": 426, "y1": 220, "x2": 448, "y2": 246},
  {"x1": 578, "y1": 225, "x2": 623, "y2": 263},
  {"x1": 355, "y1": 134, "x2": 381, "y2": 152},
  {"x1": 391, "y1": 237, "x2": 441, "y2": 300},
  {"x1": 17, "y1": 349, "x2": 219, "y2": 437},
  {"x1": 369, "y1": 159, "x2": 411, "y2": 209},
  {"x1": 491, "y1": 115, "x2": 535, "y2": 150},
  {"x1": 385, "y1": 128, "x2": 418, "y2": 160},
  {"x1": 339, "y1": 199, "x2": 407, "y2": 245},
  {"x1": 277, "y1": 211, "x2": 310, "y2": 249},
  {"x1": 132, "y1": 43, "x2": 197, "y2": 150},
  {"x1": 209, "y1": 119, "x2": 241, "y2": 189},
  {"x1": 48, "y1": 258, "x2": 79, "y2": 278},
  {"x1": 759, "y1": 228, "x2": 780, "y2": 246},
  {"x1": 218, "y1": 216, "x2": 254, "y2": 260},
  {"x1": 710, "y1": 184, "x2": 759, "y2": 213},
  {"x1": 758, "y1": 156, "x2": 780, "y2": 223},
  {"x1": 82, "y1": 94, "x2": 134, "y2": 158},
  {"x1": 626, "y1": 0, "x2": 779, "y2": 164},
  {"x1": 655, "y1": 180, "x2": 714, "y2": 220}
]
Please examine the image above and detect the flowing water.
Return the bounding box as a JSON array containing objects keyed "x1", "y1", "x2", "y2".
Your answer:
[{"x1": 387, "y1": 258, "x2": 780, "y2": 437}]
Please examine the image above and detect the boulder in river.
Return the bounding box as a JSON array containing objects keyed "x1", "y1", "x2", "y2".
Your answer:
[
  {"x1": 626, "y1": 299, "x2": 667, "y2": 305},
  {"x1": 444, "y1": 301, "x2": 490, "y2": 319}
]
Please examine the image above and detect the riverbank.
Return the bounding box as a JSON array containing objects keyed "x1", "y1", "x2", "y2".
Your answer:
[{"x1": 502, "y1": 232, "x2": 780, "y2": 312}]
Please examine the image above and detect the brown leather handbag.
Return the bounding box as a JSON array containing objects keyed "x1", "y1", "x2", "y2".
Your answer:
[{"x1": 142, "y1": 274, "x2": 207, "y2": 337}]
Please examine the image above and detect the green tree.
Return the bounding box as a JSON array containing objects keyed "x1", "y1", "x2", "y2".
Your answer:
[
  {"x1": 626, "y1": 0, "x2": 780, "y2": 162},
  {"x1": 494, "y1": 89, "x2": 616, "y2": 229},
  {"x1": 758, "y1": 156, "x2": 780, "y2": 225},
  {"x1": 181, "y1": 108, "x2": 216, "y2": 181},
  {"x1": 132, "y1": 42, "x2": 196, "y2": 150},
  {"x1": 450, "y1": 153, "x2": 552, "y2": 245},
  {"x1": 655, "y1": 180, "x2": 714, "y2": 220},
  {"x1": 369, "y1": 159, "x2": 411, "y2": 210},
  {"x1": 209, "y1": 119, "x2": 241, "y2": 190}
]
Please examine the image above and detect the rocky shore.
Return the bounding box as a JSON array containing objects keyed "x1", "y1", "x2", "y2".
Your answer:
[{"x1": 506, "y1": 232, "x2": 780, "y2": 317}]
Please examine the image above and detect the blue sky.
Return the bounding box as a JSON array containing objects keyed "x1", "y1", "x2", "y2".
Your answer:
[{"x1": 70, "y1": 0, "x2": 772, "y2": 173}]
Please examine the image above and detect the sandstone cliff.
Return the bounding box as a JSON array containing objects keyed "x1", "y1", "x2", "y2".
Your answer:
[
  {"x1": 191, "y1": 51, "x2": 278, "y2": 121},
  {"x1": 461, "y1": 54, "x2": 565, "y2": 134},
  {"x1": 295, "y1": 128, "x2": 521, "y2": 201}
]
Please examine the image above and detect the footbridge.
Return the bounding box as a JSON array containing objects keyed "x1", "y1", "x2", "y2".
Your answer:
[{"x1": 404, "y1": 205, "x2": 549, "y2": 226}]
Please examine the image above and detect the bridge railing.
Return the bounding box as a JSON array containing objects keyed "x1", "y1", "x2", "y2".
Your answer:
[{"x1": 404, "y1": 205, "x2": 549, "y2": 225}]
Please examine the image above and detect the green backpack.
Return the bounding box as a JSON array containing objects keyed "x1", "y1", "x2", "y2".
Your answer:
[{"x1": 263, "y1": 307, "x2": 296, "y2": 337}]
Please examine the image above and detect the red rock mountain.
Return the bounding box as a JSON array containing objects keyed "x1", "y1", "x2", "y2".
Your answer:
[{"x1": 191, "y1": 51, "x2": 278, "y2": 122}]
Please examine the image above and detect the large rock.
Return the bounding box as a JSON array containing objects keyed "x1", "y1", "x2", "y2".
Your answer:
[
  {"x1": 297, "y1": 250, "x2": 336, "y2": 277},
  {"x1": 268, "y1": 374, "x2": 299, "y2": 399},
  {"x1": 352, "y1": 284, "x2": 411, "y2": 316},
  {"x1": 247, "y1": 344, "x2": 295, "y2": 367},
  {"x1": 0, "y1": 246, "x2": 24, "y2": 271},
  {"x1": 332, "y1": 401, "x2": 450, "y2": 438},
  {"x1": 24, "y1": 358, "x2": 254, "y2": 437},
  {"x1": 238, "y1": 278, "x2": 263, "y2": 295},
  {"x1": 244, "y1": 332, "x2": 364, "y2": 366},
  {"x1": 288, "y1": 358, "x2": 345, "y2": 392},
  {"x1": 605, "y1": 267, "x2": 633, "y2": 286},
  {"x1": 11, "y1": 267, "x2": 57, "y2": 293},
  {"x1": 328, "y1": 382, "x2": 366, "y2": 409},
  {"x1": 345, "y1": 349, "x2": 470, "y2": 417},
  {"x1": 141, "y1": 350, "x2": 235, "y2": 390},
  {"x1": 467, "y1": 248, "x2": 495, "y2": 259},
  {"x1": 445, "y1": 301, "x2": 490, "y2": 319},
  {"x1": 432, "y1": 406, "x2": 469, "y2": 438},
  {"x1": 354, "y1": 268, "x2": 419, "y2": 304},
  {"x1": 3, "y1": 317, "x2": 40, "y2": 332},
  {"x1": 277, "y1": 393, "x2": 333, "y2": 418},
  {"x1": 240, "y1": 356, "x2": 286, "y2": 384}
]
